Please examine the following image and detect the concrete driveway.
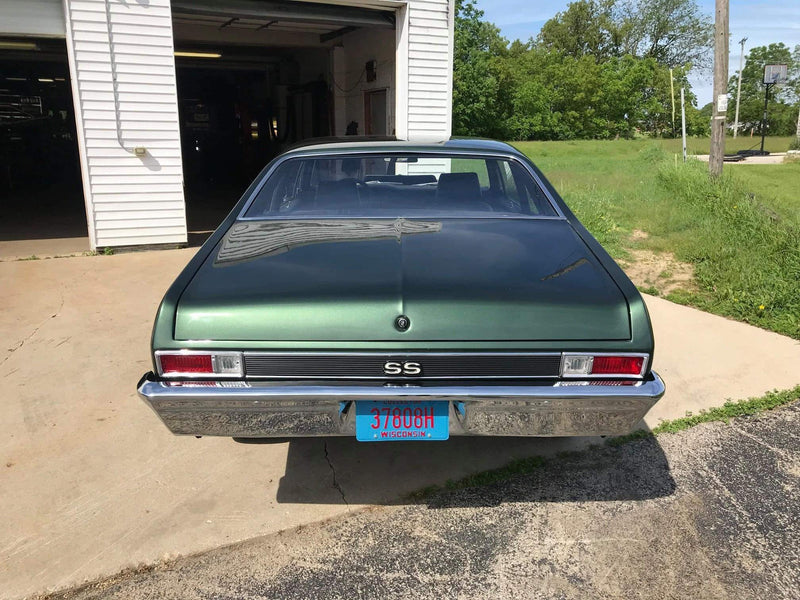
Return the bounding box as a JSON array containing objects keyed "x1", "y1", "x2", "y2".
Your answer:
[{"x1": 1, "y1": 250, "x2": 799, "y2": 599}]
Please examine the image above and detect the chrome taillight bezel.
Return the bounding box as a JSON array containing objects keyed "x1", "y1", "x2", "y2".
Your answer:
[
  {"x1": 155, "y1": 350, "x2": 244, "y2": 379},
  {"x1": 560, "y1": 352, "x2": 649, "y2": 379}
]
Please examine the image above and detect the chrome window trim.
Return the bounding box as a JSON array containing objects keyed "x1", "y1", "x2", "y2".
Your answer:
[
  {"x1": 560, "y1": 352, "x2": 650, "y2": 379},
  {"x1": 237, "y1": 214, "x2": 565, "y2": 222},
  {"x1": 235, "y1": 150, "x2": 566, "y2": 221},
  {"x1": 155, "y1": 350, "x2": 244, "y2": 379}
]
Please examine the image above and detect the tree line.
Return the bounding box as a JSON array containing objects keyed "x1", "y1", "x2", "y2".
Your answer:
[{"x1": 453, "y1": 0, "x2": 800, "y2": 140}]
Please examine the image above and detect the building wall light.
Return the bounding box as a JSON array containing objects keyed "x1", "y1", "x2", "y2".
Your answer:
[
  {"x1": 0, "y1": 41, "x2": 39, "y2": 51},
  {"x1": 174, "y1": 51, "x2": 222, "y2": 59}
]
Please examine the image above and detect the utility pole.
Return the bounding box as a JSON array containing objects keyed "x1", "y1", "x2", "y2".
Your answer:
[
  {"x1": 733, "y1": 37, "x2": 747, "y2": 138},
  {"x1": 709, "y1": 0, "x2": 729, "y2": 177}
]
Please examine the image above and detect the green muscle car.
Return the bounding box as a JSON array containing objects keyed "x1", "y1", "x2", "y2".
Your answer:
[{"x1": 137, "y1": 139, "x2": 664, "y2": 441}]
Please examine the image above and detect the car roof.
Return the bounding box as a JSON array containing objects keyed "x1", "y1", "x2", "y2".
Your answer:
[{"x1": 280, "y1": 137, "x2": 524, "y2": 158}]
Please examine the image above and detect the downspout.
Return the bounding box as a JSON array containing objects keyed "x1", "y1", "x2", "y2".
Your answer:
[{"x1": 104, "y1": 0, "x2": 143, "y2": 155}]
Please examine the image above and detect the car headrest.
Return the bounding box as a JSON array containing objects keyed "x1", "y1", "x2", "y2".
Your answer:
[
  {"x1": 316, "y1": 179, "x2": 360, "y2": 208},
  {"x1": 436, "y1": 172, "x2": 482, "y2": 204},
  {"x1": 364, "y1": 175, "x2": 437, "y2": 185}
]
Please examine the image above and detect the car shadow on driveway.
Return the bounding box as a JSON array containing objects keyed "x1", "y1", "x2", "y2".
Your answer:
[{"x1": 266, "y1": 432, "x2": 675, "y2": 506}]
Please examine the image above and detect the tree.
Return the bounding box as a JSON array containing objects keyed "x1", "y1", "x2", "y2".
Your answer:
[
  {"x1": 537, "y1": 0, "x2": 713, "y2": 69},
  {"x1": 452, "y1": 0, "x2": 711, "y2": 140},
  {"x1": 452, "y1": 0, "x2": 509, "y2": 137},
  {"x1": 616, "y1": 0, "x2": 713, "y2": 69},
  {"x1": 536, "y1": 1, "x2": 620, "y2": 61}
]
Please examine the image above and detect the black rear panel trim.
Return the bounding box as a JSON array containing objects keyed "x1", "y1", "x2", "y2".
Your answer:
[{"x1": 243, "y1": 352, "x2": 562, "y2": 379}]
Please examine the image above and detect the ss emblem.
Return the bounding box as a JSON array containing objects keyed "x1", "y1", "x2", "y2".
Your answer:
[{"x1": 383, "y1": 361, "x2": 422, "y2": 376}]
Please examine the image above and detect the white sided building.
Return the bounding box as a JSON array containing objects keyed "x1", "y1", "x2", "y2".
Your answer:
[{"x1": 0, "y1": 0, "x2": 454, "y2": 250}]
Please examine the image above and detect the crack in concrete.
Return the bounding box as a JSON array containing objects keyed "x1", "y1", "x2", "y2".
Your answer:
[
  {"x1": 323, "y1": 442, "x2": 349, "y2": 507},
  {"x1": 1, "y1": 292, "x2": 64, "y2": 368}
]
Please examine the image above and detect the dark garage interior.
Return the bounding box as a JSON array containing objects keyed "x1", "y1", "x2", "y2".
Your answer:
[
  {"x1": 0, "y1": 38, "x2": 88, "y2": 250},
  {"x1": 175, "y1": 47, "x2": 333, "y2": 234},
  {"x1": 171, "y1": 0, "x2": 396, "y2": 237}
]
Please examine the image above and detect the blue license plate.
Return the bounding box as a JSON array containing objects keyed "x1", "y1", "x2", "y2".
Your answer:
[{"x1": 355, "y1": 401, "x2": 449, "y2": 442}]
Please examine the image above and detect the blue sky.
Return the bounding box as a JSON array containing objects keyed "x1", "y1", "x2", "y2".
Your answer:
[{"x1": 476, "y1": 0, "x2": 800, "y2": 106}]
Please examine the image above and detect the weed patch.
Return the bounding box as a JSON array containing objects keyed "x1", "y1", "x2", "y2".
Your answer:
[
  {"x1": 560, "y1": 188, "x2": 625, "y2": 257},
  {"x1": 608, "y1": 385, "x2": 800, "y2": 445},
  {"x1": 652, "y1": 385, "x2": 800, "y2": 433},
  {"x1": 655, "y1": 161, "x2": 800, "y2": 338}
]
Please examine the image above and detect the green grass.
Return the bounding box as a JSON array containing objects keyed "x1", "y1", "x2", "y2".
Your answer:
[
  {"x1": 638, "y1": 285, "x2": 660, "y2": 296},
  {"x1": 511, "y1": 138, "x2": 800, "y2": 340},
  {"x1": 406, "y1": 386, "x2": 800, "y2": 501},
  {"x1": 727, "y1": 161, "x2": 800, "y2": 227}
]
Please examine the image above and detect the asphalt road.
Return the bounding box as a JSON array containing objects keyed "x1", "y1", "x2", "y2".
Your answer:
[{"x1": 47, "y1": 403, "x2": 800, "y2": 600}]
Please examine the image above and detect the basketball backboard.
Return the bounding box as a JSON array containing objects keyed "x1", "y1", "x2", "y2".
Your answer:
[{"x1": 764, "y1": 64, "x2": 788, "y2": 85}]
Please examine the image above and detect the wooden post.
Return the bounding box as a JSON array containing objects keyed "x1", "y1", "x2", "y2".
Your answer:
[{"x1": 709, "y1": 0, "x2": 729, "y2": 177}]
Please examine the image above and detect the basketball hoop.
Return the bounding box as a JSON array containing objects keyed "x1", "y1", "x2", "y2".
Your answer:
[
  {"x1": 758, "y1": 65, "x2": 789, "y2": 154},
  {"x1": 764, "y1": 64, "x2": 788, "y2": 85}
]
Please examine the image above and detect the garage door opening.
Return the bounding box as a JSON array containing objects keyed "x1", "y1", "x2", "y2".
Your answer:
[
  {"x1": 171, "y1": 0, "x2": 397, "y2": 237},
  {"x1": 0, "y1": 38, "x2": 88, "y2": 257}
]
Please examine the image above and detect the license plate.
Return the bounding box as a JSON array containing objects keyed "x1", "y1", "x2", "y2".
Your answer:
[{"x1": 355, "y1": 401, "x2": 449, "y2": 442}]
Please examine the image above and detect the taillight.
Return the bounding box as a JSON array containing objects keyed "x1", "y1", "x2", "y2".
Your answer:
[
  {"x1": 159, "y1": 354, "x2": 212, "y2": 374},
  {"x1": 591, "y1": 356, "x2": 644, "y2": 375},
  {"x1": 561, "y1": 353, "x2": 647, "y2": 378},
  {"x1": 156, "y1": 351, "x2": 243, "y2": 378}
]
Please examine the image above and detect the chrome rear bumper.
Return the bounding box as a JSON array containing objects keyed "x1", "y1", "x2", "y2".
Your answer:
[{"x1": 137, "y1": 372, "x2": 665, "y2": 438}]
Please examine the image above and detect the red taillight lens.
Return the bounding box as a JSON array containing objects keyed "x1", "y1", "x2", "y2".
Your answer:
[
  {"x1": 159, "y1": 353, "x2": 213, "y2": 374},
  {"x1": 591, "y1": 355, "x2": 644, "y2": 375}
]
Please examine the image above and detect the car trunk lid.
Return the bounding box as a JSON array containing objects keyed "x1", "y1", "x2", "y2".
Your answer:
[{"x1": 174, "y1": 219, "x2": 630, "y2": 342}]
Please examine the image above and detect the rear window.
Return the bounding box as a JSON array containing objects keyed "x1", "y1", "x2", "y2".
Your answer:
[{"x1": 242, "y1": 154, "x2": 557, "y2": 218}]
